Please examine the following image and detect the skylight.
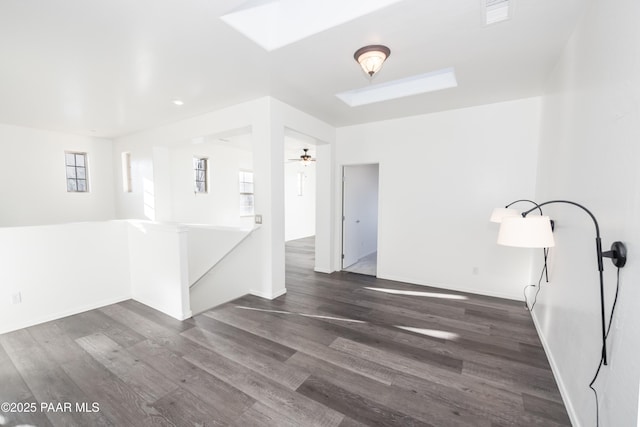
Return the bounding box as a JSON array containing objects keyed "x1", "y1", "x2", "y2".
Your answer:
[
  {"x1": 336, "y1": 67, "x2": 458, "y2": 107},
  {"x1": 220, "y1": 0, "x2": 405, "y2": 51},
  {"x1": 485, "y1": 0, "x2": 511, "y2": 25}
]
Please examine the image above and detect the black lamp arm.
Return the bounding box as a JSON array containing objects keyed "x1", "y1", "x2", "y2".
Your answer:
[
  {"x1": 522, "y1": 199, "x2": 600, "y2": 235},
  {"x1": 505, "y1": 199, "x2": 544, "y2": 216},
  {"x1": 523, "y1": 200, "x2": 627, "y2": 268},
  {"x1": 521, "y1": 199, "x2": 627, "y2": 366}
]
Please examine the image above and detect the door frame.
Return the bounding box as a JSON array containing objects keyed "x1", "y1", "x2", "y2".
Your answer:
[{"x1": 341, "y1": 163, "x2": 379, "y2": 272}]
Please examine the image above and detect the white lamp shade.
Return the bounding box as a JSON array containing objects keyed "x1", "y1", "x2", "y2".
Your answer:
[
  {"x1": 497, "y1": 216, "x2": 555, "y2": 248},
  {"x1": 489, "y1": 208, "x2": 520, "y2": 223}
]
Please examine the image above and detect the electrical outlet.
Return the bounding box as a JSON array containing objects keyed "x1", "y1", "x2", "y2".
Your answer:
[
  {"x1": 254, "y1": 214, "x2": 263, "y2": 224},
  {"x1": 11, "y1": 292, "x2": 22, "y2": 305}
]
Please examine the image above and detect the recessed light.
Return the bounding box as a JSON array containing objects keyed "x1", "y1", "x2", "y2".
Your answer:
[
  {"x1": 336, "y1": 67, "x2": 458, "y2": 107},
  {"x1": 172, "y1": 99, "x2": 184, "y2": 106}
]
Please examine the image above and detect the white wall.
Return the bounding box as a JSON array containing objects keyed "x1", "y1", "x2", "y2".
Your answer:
[
  {"x1": 285, "y1": 162, "x2": 316, "y2": 241},
  {"x1": 0, "y1": 221, "x2": 131, "y2": 334},
  {"x1": 169, "y1": 143, "x2": 253, "y2": 226},
  {"x1": 533, "y1": 1, "x2": 640, "y2": 426},
  {"x1": 336, "y1": 98, "x2": 541, "y2": 300},
  {"x1": 113, "y1": 100, "x2": 264, "y2": 222},
  {"x1": 0, "y1": 123, "x2": 116, "y2": 226}
]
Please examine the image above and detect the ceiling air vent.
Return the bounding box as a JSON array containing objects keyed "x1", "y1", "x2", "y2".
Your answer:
[{"x1": 485, "y1": 0, "x2": 511, "y2": 25}]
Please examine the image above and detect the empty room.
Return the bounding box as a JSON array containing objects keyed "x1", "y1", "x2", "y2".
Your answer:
[{"x1": 0, "y1": 1, "x2": 638, "y2": 426}]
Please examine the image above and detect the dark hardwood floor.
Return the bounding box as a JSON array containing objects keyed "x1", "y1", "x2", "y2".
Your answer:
[{"x1": 0, "y1": 237, "x2": 570, "y2": 426}]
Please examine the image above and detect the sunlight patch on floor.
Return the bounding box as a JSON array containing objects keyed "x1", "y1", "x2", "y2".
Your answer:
[
  {"x1": 395, "y1": 325, "x2": 460, "y2": 341},
  {"x1": 234, "y1": 306, "x2": 459, "y2": 337},
  {"x1": 235, "y1": 306, "x2": 366, "y2": 323},
  {"x1": 364, "y1": 287, "x2": 468, "y2": 300},
  {"x1": 299, "y1": 313, "x2": 366, "y2": 323}
]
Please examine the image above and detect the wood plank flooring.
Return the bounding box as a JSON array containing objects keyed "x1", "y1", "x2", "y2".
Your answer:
[{"x1": 0, "y1": 236, "x2": 570, "y2": 426}]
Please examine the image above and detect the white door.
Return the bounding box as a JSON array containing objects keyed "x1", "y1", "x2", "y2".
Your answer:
[{"x1": 342, "y1": 164, "x2": 379, "y2": 271}]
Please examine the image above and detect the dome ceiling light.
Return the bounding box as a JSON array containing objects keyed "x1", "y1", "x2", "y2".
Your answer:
[{"x1": 354, "y1": 45, "x2": 391, "y2": 77}]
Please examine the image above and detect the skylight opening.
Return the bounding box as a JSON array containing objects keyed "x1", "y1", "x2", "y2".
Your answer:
[
  {"x1": 336, "y1": 67, "x2": 458, "y2": 107},
  {"x1": 221, "y1": 0, "x2": 405, "y2": 51},
  {"x1": 485, "y1": 0, "x2": 511, "y2": 25}
]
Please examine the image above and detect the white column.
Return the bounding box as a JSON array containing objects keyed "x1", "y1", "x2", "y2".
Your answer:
[
  {"x1": 314, "y1": 143, "x2": 334, "y2": 273},
  {"x1": 250, "y1": 99, "x2": 286, "y2": 299}
]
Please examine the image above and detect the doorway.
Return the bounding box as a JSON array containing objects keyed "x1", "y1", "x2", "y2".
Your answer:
[{"x1": 342, "y1": 164, "x2": 379, "y2": 276}]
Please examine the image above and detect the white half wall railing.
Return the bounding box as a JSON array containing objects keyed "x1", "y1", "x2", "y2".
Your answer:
[
  {"x1": 0, "y1": 221, "x2": 132, "y2": 335},
  {"x1": 127, "y1": 221, "x2": 192, "y2": 321},
  {"x1": 0, "y1": 220, "x2": 269, "y2": 335},
  {"x1": 128, "y1": 221, "x2": 262, "y2": 320}
]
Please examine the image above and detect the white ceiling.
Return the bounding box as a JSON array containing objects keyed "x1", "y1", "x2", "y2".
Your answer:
[{"x1": 0, "y1": 0, "x2": 589, "y2": 138}]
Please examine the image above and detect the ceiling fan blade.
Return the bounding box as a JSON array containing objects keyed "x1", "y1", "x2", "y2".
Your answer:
[{"x1": 285, "y1": 149, "x2": 317, "y2": 163}]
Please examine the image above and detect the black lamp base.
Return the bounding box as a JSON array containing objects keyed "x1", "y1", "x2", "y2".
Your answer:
[{"x1": 603, "y1": 241, "x2": 627, "y2": 268}]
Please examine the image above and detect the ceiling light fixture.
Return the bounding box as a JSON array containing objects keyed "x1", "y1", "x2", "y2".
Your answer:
[
  {"x1": 354, "y1": 45, "x2": 391, "y2": 77},
  {"x1": 172, "y1": 99, "x2": 184, "y2": 106},
  {"x1": 287, "y1": 148, "x2": 316, "y2": 166}
]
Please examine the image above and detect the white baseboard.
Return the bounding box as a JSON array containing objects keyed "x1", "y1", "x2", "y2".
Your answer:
[
  {"x1": 377, "y1": 272, "x2": 523, "y2": 301},
  {"x1": 0, "y1": 294, "x2": 131, "y2": 335},
  {"x1": 135, "y1": 299, "x2": 193, "y2": 321},
  {"x1": 250, "y1": 288, "x2": 287, "y2": 300},
  {"x1": 530, "y1": 310, "x2": 580, "y2": 427}
]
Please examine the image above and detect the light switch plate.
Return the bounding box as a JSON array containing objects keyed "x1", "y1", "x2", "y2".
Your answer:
[{"x1": 255, "y1": 214, "x2": 263, "y2": 224}]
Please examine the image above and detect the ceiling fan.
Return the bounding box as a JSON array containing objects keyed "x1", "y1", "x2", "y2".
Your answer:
[{"x1": 288, "y1": 148, "x2": 316, "y2": 166}]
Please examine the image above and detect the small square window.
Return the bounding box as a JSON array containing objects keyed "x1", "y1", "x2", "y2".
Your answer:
[
  {"x1": 65, "y1": 152, "x2": 89, "y2": 193},
  {"x1": 194, "y1": 157, "x2": 208, "y2": 193}
]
